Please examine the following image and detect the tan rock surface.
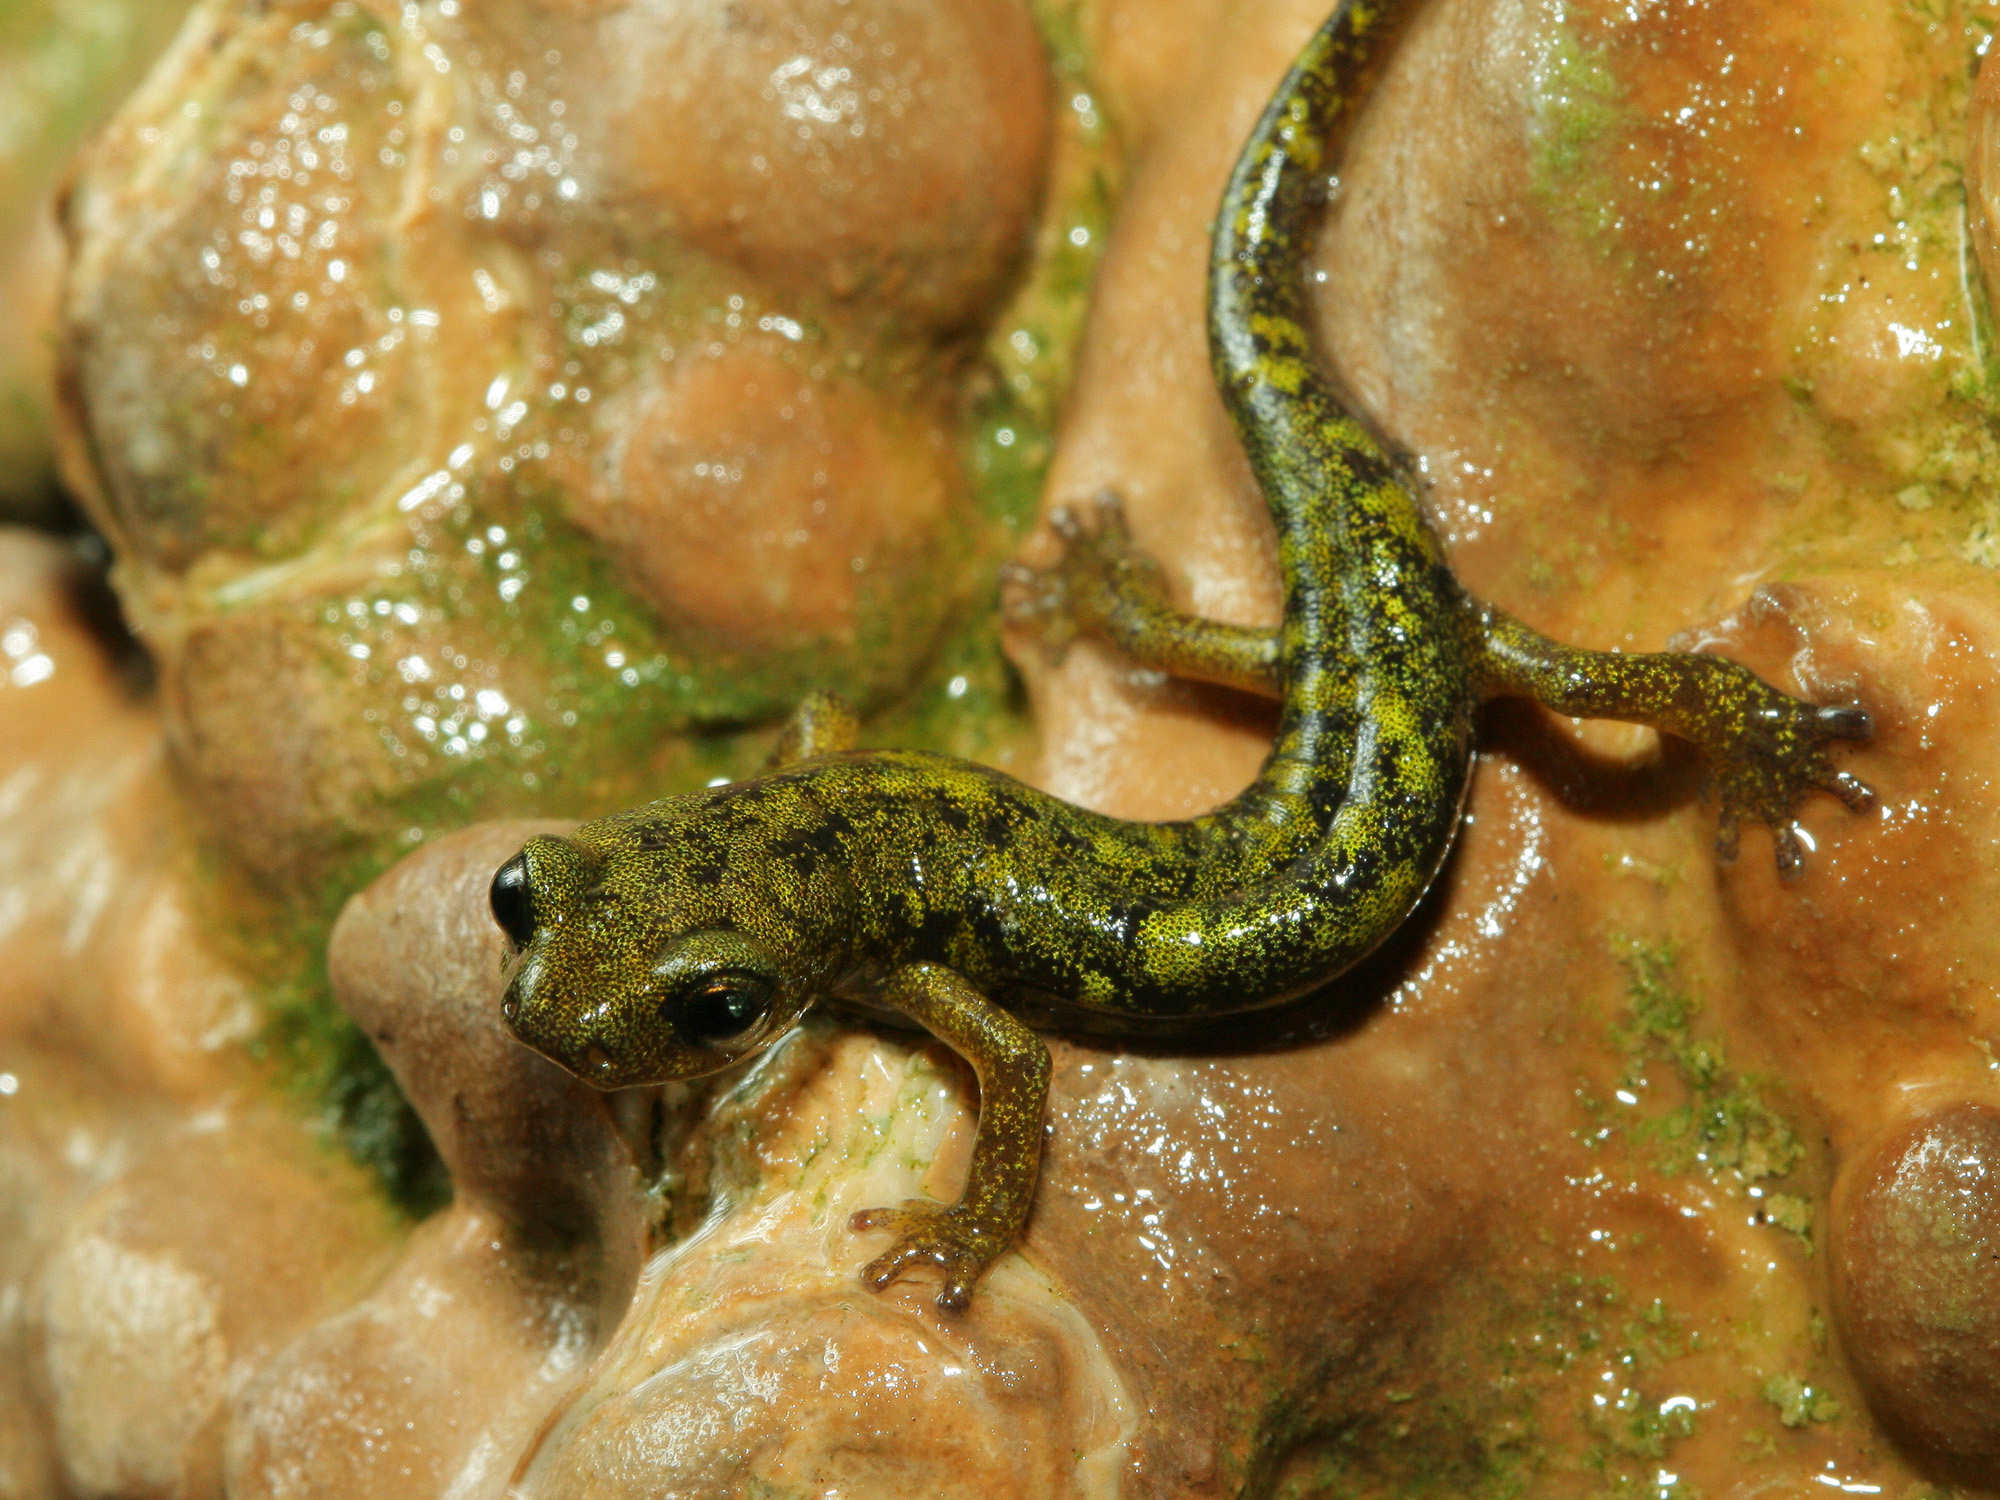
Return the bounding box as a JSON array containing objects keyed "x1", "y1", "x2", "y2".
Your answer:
[
  {"x1": 0, "y1": 529, "x2": 398, "y2": 1499},
  {"x1": 0, "y1": 0, "x2": 195, "y2": 521},
  {"x1": 13, "y1": 0, "x2": 2000, "y2": 1496}
]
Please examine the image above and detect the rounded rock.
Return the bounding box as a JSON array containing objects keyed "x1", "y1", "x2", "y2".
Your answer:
[
  {"x1": 1832, "y1": 1101, "x2": 2000, "y2": 1482},
  {"x1": 549, "y1": 0, "x2": 1052, "y2": 336},
  {"x1": 578, "y1": 344, "x2": 959, "y2": 653}
]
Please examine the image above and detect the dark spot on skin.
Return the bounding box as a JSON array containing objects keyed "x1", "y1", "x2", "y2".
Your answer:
[
  {"x1": 1047, "y1": 822, "x2": 1093, "y2": 860},
  {"x1": 771, "y1": 826, "x2": 845, "y2": 865}
]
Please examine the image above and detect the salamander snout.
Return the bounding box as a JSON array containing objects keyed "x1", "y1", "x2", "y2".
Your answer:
[{"x1": 490, "y1": 830, "x2": 806, "y2": 1089}]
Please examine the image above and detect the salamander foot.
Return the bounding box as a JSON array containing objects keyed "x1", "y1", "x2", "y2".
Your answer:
[
  {"x1": 850, "y1": 1198, "x2": 1013, "y2": 1315},
  {"x1": 1001, "y1": 490, "x2": 1162, "y2": 660},
  {"x1": 1711, "y1": 694, "x2": 1874, "y2": 879}
]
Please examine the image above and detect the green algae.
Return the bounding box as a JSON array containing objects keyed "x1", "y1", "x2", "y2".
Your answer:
[
  {"x1": 1609, "y1": 941, "x2": 1809, "y2": 1234},
  {"x1": 1010, "y1": 0, "x2": 1119, "y2": 443},
  {"x1": 1759, "y1": 1372, "x2": 1842, "y2": 1429},
  {"x1": 1270, "y1": 1401, "x2": 1541, "y2": 1500},
  {"x1": 1526, "y1": 21, "x2": 1625, "y2": 213},
  {"x1": 231, "y1": 854, "x2": 451, "y2": 1215},
  {"x1": 1263, "y1": 1269, "x2": 1710, "y2": 1499},
  {"x1": 1784, "y1": 0, "x2": 2000, "y2": 564},
  {"x1": 268, "y1": 968, "x2": 452, "y2": 1216},
  {"x1": 1256, "y1": 941, "x2": 1836, "y2": 1496}
]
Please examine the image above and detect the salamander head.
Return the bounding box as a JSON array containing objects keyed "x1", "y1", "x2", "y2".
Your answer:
[{"x1": 491, "y1": 794, "x2": 849, "y2": 1088}]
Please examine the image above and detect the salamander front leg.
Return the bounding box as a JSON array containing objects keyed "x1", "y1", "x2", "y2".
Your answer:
[
  {"x1": 1003, "y1": 490, "x2": 1282, "y2": 697},
  {"x1": 1474, "y1": 605, "x2": 1873, "y2": 877},
  {"x1": 763, "y1": 689, "x2": 860, "y2": 769},
  {"x1": 849, "y1": 962, "x2": 1051, "y2": 1314}
]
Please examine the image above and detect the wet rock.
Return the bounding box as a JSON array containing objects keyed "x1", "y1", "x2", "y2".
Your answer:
[
  {"x1": 503, "y1": 0, "x2": 1052, "y2": 336},
  {"x1": 56, "y1": 0, "x2": 1051, "y2": 889},
  {"x1": 0, "y1": 0, "x2": 194, "y2": 520},
  {"x1": 228, "y1": 824, "x2": 652, "y2": 1499},
  {"x1": 40, "y1": 1117, "x2": 395, "y2": 1499},
  {"x1": 1833, "y1": 1103, "x2": 2000, "y2": 1485},
  {"x1": 575, "y1": 346, "x2": 961, "y2": 650},
  {"x1": 18, "y1": 0, "x2": 2000, "y2": 1494},
  {"x1": 515, "y1": 1030, "x2": 1139, "y2": 1500},
  {"x1": 0, "y1": 527, "x2": 400, "y2": 1499}
]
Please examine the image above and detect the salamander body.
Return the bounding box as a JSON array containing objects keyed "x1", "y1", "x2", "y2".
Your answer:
[{"x1": 494, "y1": 0, "x2": 1870, "y2": 1311}]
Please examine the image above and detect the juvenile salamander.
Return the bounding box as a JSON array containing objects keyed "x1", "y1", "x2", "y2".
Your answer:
[{"x1": 493, "y1": 0, "x2": 1871, "y2": 1312}]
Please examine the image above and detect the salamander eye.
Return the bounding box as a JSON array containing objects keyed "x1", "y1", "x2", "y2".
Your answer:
[
  {"x1": 672, "y1": 970, "x2": 774, "y2": 1047},
  {"x1": 489, "y1": 853, "x2": 536, "y2": 950}
]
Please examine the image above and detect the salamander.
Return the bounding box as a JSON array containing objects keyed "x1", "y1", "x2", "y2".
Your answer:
[{"x1": 491, "y1": 0, "x2": 1871, "y2": 1313}]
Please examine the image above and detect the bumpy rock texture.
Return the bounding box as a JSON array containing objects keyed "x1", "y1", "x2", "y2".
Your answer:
[
  {"x1": 56, "y1": 0, "x2": 1050, "y2": 889},
  {"x1": 0, "y1": 0, "x2": 194, "y2": 521},
  {"x1": 0, "y1": 529, "x2": 399, "y2": 1498},
  {"x1": 10, "y1": 0, "x2": 2000, "y2": 1496}
]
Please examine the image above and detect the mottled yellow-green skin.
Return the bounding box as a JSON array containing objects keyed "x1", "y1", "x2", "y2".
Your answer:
[{"x1": 498, "y1": 0, "x2": 1870, "y2": 1311}]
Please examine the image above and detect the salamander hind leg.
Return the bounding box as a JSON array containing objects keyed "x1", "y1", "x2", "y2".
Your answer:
[
  {"x1": 849, "y1": 964, "x2": 1050, "y2": 1314},
  {"x1": 1001, "y1": 490, "x2": 1282, "y2": 697},
  {"x1": 1477, "y1": 607, "x2": 1873, "y2": 878}
]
